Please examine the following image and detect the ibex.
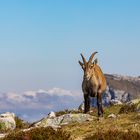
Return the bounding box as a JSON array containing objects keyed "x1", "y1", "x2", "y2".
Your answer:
[{"x1": 79, "y1": 52, "x2": 107, "y2": 117}]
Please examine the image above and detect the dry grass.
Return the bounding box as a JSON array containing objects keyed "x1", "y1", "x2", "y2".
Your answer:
[
  {"x1": 3, "y1": 127, "x2": 70, "y2": 140},
  {"x1": 85, "y1": 129, "x2": 140, "y2": 140},
  {"x1": 119, "y1": 103, "x2": 139, "y2": 114},
  {"x1": 55, "y1": 109, "x2": 82, "y2": 117},
  {"x1": 2, "y1": 105, "x2": 140, "y2": 140},
  {"x1": 60, "y1": 106, "x2": 140, "y2": 140}
]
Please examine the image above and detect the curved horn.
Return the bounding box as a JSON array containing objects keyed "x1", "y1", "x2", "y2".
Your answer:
[
  {"x1": 80, "y1": 53, "x2": 86, "y2": 64},
  {"x1": 88, "y1": 52, "x2": 98, "y2": 63}
]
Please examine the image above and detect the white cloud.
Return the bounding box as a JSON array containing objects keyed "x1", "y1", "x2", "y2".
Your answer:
[
  {"x1": 0, "y1": 88, "x2": 83, "y2": 122},
  {"x1": 47, "y1": 88, "x2": 73, "y2": 96},
  {"x1": 24, "y1": 91, "x2": 37, "y2": 98},
  {"x1": 6, "y1": 92, "x2": 26, "y2": 102}
]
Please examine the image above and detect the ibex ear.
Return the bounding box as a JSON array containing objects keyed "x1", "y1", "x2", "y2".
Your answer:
[
  {"x1": 78, "y1": 61, "x2": 85, "y2": 69},
  {"x1": 93, "y1": 58, "x2": 98, "y2": 65}
]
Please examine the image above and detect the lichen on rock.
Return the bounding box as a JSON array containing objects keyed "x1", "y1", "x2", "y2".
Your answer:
[
  {"x1": 33, "y1": 113, "x2": 94, "y2": 129},
  {"x1": 0, "y1": 112, "x2": 16, "y2": 132}
]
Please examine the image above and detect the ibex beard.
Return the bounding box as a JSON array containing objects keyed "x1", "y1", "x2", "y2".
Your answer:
[{"x1": 79, "y1": 52, "x2": 107, "y2": 117}]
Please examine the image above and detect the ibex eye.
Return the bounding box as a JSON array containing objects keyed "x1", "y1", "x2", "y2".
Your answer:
[{"x1": 90, "y1": 65, "x2": 93, "y2": 68}]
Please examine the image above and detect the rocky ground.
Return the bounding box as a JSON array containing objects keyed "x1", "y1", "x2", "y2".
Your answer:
[{"x1": 1, "y1": 99, "x2": 140, "y2": 140}]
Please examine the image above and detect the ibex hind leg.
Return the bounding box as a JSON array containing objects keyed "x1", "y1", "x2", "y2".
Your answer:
[
  {"x1": 97, "y1": 92, "x2": 103, "y2": 117},
  {"x1": 84, "y1": 94, "x2": 90, "y2": 113}
]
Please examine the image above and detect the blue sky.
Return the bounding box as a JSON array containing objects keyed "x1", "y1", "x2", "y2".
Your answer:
[{"x1": 0, "y1": 0, "x2": 140, "y2": 92}]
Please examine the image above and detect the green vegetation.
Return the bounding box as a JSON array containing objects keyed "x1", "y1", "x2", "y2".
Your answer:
[
  {"x1": 89, "y1": 105, "x2": 122, "y2": 118},
  {"x1": 3, "y1": 127, "x2": 70, "y2": 140},
  {"x1": 15, "y1": 116, "x2": 30, "y2": 129},
  {"x1": 61, "y1": 111, "x2": 140, "y2": 140},
  {"x1": 55, "y1": 109, "x2": 81, "y2": 117},
  {"x1": 0, "y1": 122, "x2": 7, "y2": 133},
  {"x1": 119, "y1": 102, "x2": 140, "y2": 114},
  {"x1": 85, "y1": 129, "x2": 140, "y2": 140},
  {"x1": 2, "y1": 105, "x2": 140, "y2": 140}
]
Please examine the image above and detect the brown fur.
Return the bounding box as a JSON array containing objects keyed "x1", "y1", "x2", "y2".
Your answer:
[{"x1": 79, "y1": 52, "x2": 107, "y2": 117}]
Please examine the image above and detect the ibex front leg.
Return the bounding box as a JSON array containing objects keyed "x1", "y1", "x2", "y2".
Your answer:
[
  {"x1": 84, "y1": 94, "x2": 90, "y2": 113},
  {"x1": 97, "y1": 91, "x2": 103, "y2": 117}
]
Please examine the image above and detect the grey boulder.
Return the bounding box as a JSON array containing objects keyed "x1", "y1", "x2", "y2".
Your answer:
[
  {"x1": 0, "y1": 112, "x2": 16, "y2": 131},
  {"x1": 33, "y1": 113, "x2": 94, "y2": 128}
]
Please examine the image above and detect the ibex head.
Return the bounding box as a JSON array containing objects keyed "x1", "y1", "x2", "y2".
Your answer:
[{"x1": 79, "y1": 52, "x2": 98, "y2": 80}]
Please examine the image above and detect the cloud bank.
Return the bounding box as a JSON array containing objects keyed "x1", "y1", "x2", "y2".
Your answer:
[{"x1": 0, "y1": 88, "x2": 83, "y2": 122}]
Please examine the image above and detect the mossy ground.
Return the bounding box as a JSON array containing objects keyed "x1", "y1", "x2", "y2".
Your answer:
[
  {"x1": 2, "y1": 105, "x2": 140, "y2": 140},
  {"x1": 59, "y1": 105, "x2": 140, "y2": 140},
  {"x1": 2, "y1": 127, "x2": 70, "y2": 140}
]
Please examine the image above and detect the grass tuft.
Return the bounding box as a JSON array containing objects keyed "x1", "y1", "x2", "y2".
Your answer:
[
  {"x1": 3, "y1": 127, "x2": 71, "y2": 140},
  {"x1": 15, "y1": 116, "x2": 30, "y2": 129},
  {"x1": 85, "y1": 129, "x2": 140, "y2": 140},
  {"x1": 119, "y1": 103, "x2": 139, "y2": 114}
]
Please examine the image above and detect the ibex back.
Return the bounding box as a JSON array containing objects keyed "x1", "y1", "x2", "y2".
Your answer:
[{"x1": 79, "y1": 52, "x2": 107, "y2": 117}]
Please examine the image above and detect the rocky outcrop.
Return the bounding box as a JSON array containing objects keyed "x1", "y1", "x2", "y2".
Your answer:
[
  {"x1": 47, "y1": 111, "x2": 56, "y2": 119},
  {"x1": 105, "y1": 74, "x2": 140, "y2": 99},
  {"x1": 103, "y1": 85, "x2": 132, "y2": 105},
  {"x1": 0, "y1": 112, "x2": 16, "y2": 131},
  {"x1": 33, "y1": 113, "x2": 94, "y2": 129},
  {"x1": 119, "y1": 99, "x2": 140, "y2": 113},
  {"x1": 78, "y1": 102, "x2": 84, "y2": 111},
  {"x1": 109, "y1": 99, "x2": 122, "y2": 105}
]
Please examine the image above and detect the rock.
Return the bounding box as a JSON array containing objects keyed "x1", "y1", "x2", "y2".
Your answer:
[
  {"x1": 110, "y1": 99, "x2": 122, "y2": 105},
  {"x1": 108, "y1": 114, "x2": 117, "y2": 119},
  {"x1": 22, "y1": 127, "x2": 34, "y2": 132},
  {"x1": 0, "y1": 133, "x2": 7, "y2": 139},
  {"x1": 127, "y1": 99, "x2": 140, "y2": 105},
  {"x1": 78, "y1": 102, "x2": 84, "y2": 111},
  {"x1": 127, "y1": 99, "x2": 140, "y2": 112},
  {"x1": 124, "y1": 130, "x2": 129, "y2": 133},
  {"x1": 48, "y1": 111, "x2": 56, "y2": 119},
  {"x1": 121, "y1": 92, "x2": 132, "y2": 103},
  {"x1": 0, "y1": 112, "x2": 16, "y2": 131},
  {"x1": 33, "y1": 113, "x2": 94, "y2": 129},
  {"x1": 133, "y1": 123, "x2": 139, "y2": 128}
]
